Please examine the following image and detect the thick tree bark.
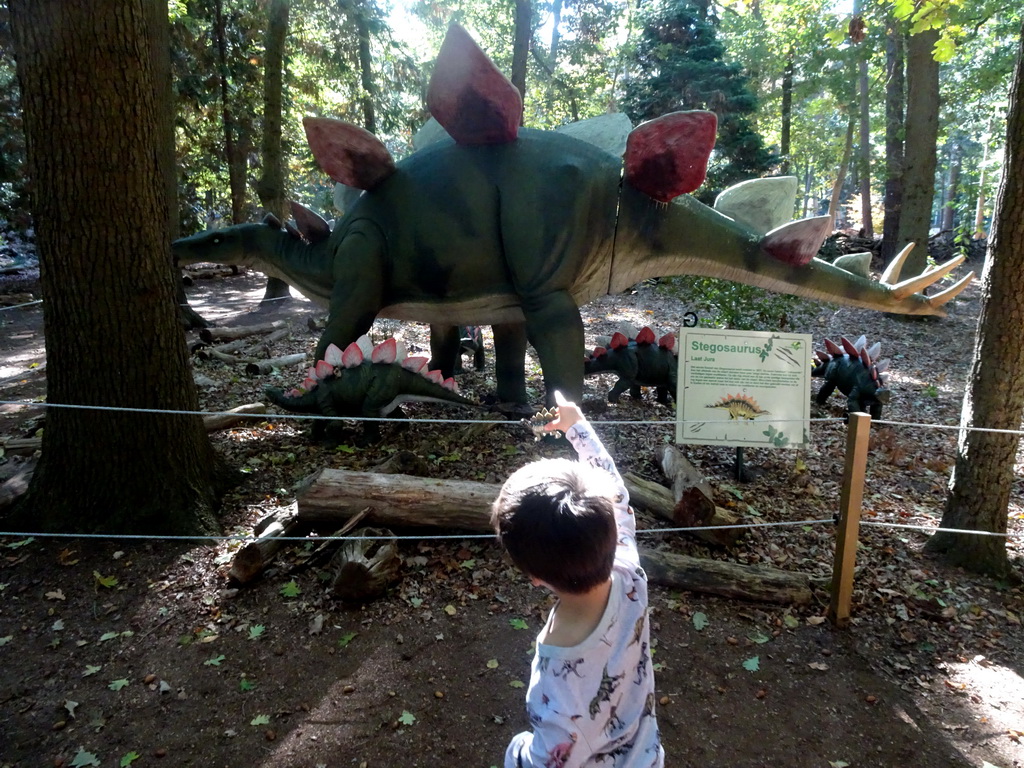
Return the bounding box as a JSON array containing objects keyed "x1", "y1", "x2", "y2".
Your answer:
[
  {"x1": 926, "y1": 22, "x2": 1024, "y2": 580},
  {"x1": 8, "y1": 0, "x2": 230, "y2": 534},
  {"x1": 880, "y1": 17, "x2": 905, "y2": 263},
  {"x1": 215, "y1": 0, "x2": 248, "y2": 224},
  {"x1": 897, "y1": 28, "x2": 940, "y2": 276},
  {"x1": 144, "y1": 0, "x2": 207, "y2": 329},
  {"x1": 256, "y1": 0, "x2": 293, "y2": 309}
]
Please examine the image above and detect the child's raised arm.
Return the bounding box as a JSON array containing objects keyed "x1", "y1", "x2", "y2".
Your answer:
[{"x1": 546, "y1": 392, "x2": 637, "y2": 548}]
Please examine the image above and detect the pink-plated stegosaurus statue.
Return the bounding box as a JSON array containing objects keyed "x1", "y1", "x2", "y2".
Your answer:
[{"x1": 174, "y1": 23, "x2": 973, "y2": 409}]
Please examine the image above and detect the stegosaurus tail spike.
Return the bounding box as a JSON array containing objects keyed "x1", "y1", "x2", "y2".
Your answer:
[
  {"x1": 609, "y1": 332, "x2": 630, "y2": 350},
  {"x1": 824, "y1": 338, "x2": 843, "y2": 357}
]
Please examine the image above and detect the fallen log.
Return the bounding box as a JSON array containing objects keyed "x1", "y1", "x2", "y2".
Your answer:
[
  {"x1": 203, "y1": 402, "x2": 268, "y2": 431},
  {"x1": 2, "y1": 405, "x2": 267, "y2": 452},
  {"x1": 241, "y1": 328, "x2": 291, "y2": 357},
  {"x1": 640, "y1": 548, "x2": 814, "y2": 605},
  {"x1": 1, "y1": 437, "x2": 41, "y2": 456},
  {"x1": 245, "y1": 353, "x2": 307, "y2": 376},
  {"x1": 296, "y1": 468, "x2": 811, "y2": 604},
  {"x1": 229, "y1": 508, "x2": 304, "y2": 584},
  {"x1": 199, "y1": 320, "x2": 289, "y2": 343},
  {"x1": 623, "y1": 473, "x2": 740, "y2": 548},
  {"x1": 297, "y1": 468, "x2": 496, "y2": 531}
]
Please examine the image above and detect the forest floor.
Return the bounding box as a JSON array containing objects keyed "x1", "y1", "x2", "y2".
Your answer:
[{"x1": 1, "y1": 258, "x2": 1023, "y2": 768}]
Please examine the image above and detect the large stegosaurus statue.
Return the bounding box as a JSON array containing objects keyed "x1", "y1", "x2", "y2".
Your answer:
[{"x1": 173, "y1": 23, "x2": 972, "y2": 408}]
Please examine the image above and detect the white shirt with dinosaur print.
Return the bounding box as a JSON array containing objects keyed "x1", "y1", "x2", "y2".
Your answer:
[{"x1": 505, "y1": 420, "x2": 664, "y2": 768}]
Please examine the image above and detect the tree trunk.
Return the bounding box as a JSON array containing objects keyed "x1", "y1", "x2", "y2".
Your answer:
[
  {"x1": 857, "y1": 37, "x2": 873, "y2": 237},
  {"x1": 897, "y1": 28, "x2": 940, "y2": 277},
  {"x1": 8, "y1": 0, "x2": 230, "y2": 534},
  {"x1": 255, "y1": 0, "x2": 292, "y2": 309},
  {"x1": 510, "y1": 0, "x2": 532, "y2": 110},
  {"x1": 215, "y1": 0, "x2": 248, "y2": 223},
  {"x1": 974, "y1": 131, "x2": 991, "y2": 239},
  {"x1": 939, "y1": 139, "x2": 961, "y2": 233},
  {"x1": 146, "y1": 0, "x2": 208, "y2": 329},
  {"x1": 828, "y1": 117, "x2": 855, "y2": 227},
  {"x1": 880, "y1": 16, "x2": 905, "y2": 263},
  {"x1": 779, "y1": 52, "x2": 793, "y2": 176},
  {"x1": 925, "y1": 22, "x2": 1024, "y2": 580}
]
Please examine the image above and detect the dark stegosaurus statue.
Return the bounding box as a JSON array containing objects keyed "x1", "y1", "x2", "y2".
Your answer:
[
  {"x1": 266, "y1": 335, "x2": 475, "y2": 443},
  {"x1": 812, "y1": 335, "x2": 891, "y2": 419},
  {"x1": 584, "y1": 325, "x2": 678, "y2": 404}
]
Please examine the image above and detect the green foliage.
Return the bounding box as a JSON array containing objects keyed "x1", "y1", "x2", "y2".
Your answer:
[
  {"x1": 657, "y1": 275, "x2": 822, "y2": 331},
  {"x1": 621, "y1": 0, "x2": 774, "y2": 200}
]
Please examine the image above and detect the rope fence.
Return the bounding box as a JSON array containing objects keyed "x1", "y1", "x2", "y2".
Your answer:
[{"x1": 2, "y1": 396, "x2": 1023, "y2": 627}]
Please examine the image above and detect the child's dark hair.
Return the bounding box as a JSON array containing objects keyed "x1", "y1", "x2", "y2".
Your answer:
[{"x1": 491, "y1": 458, "x2": 617, "y2": 594}]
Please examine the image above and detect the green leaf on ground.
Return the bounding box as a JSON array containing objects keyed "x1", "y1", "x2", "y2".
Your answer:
[
  {"x1": 93, "y1": 571, "x2": 118, "y2": 588},
  {"x1": 204, "y1": 655, "x2": 225, "y2": 666},
  {"x1": 279, "y1": 580, "x2": 301, "y2": 598},
  {"x1": 486, "y1": 659, "x2": 499, "y2": 669},
  {"x1": 337, "y1": 631, "x2": 358, "y2": 648},
  {"x1": 83, "y1": 665, "x2": 102, "y2": 677},
  {"x1": 240, "y1": 677, "x2": 256, "y2": 692},
  {"x1": 70, "y1": 749, "x2": 101, "y2": 767},
  {"x1": 108, "y1": 678, "x2": 130, "y2": 691},
  {"x1": 250, "y1": 714, "x2": 270, "y2": 726},
  {"x1": 692, "y1": 612, "x2": 709, "y2": 631},
  {"x1": 248, "y1": 625, "x2": 265, "y2": 640},
  {"x1": 509, "y1": 680, "x2": 525, "y2": 688},
  {"x1": 398, "y1": 710, "x2": 416, "y2": 726},
  {"x1": 748, "y1": 632, "x2": 771, "y2": 644},
  {"x1": 120, "y1": 752, "x2": 141, "y2": 767},
  {"x1": 743, "y1": 656, "x2": 760, "y2": 672},
  {"x1": 509, "y1": 618, "x2": 529, "y2": 630}
]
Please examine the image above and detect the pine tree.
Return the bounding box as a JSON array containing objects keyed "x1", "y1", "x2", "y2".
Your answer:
[{"x1": 622, "y1": 0, "x2": 774, "y2": 200}]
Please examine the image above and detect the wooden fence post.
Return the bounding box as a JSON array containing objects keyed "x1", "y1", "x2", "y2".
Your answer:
[{"x1": 828, "y1": 411, "x2": 871, "y2": 628}]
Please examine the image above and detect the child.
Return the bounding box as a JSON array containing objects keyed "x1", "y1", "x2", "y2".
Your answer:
[{"x1": 491, "y1": 392, "x2": 664, "y2": 768}]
